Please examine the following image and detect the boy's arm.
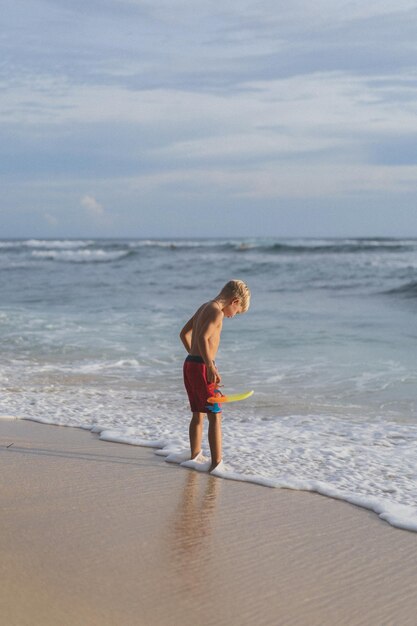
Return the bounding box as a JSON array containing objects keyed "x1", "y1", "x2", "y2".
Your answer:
[
  {"x1": 179, "y1": 316, "x2": 193, "y2": 353},
  {"x1": 198, "y1": 311, "x2": 222, "y2": 384}
]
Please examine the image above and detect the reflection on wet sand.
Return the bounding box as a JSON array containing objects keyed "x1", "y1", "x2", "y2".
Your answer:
[{"x1": 168, "y1": 470, "x2": 220, "y2": 591}]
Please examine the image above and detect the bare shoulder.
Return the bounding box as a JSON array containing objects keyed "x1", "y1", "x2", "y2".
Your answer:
[{"x1": 195, "y1": 301, "x2": 223, "y2": 325}]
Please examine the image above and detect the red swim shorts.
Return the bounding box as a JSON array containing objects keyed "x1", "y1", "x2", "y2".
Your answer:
[{"x1": 183, "y1": 355, "x2": 222, "y2": 414}]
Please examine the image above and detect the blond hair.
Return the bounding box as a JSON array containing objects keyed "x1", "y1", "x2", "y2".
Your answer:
[{"x1": 219, "y1": 279, "x2": 251, "y2": 312}]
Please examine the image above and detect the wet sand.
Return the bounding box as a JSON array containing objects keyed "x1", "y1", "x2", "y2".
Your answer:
[{"x1": 1, "y1": 417, "x2": 417, "y2": 626}]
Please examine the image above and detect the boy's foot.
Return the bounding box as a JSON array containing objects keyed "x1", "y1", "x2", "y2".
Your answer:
[
  {"x1": 209, "y1": 460, "x2": 222, "y2": 473},
  {"x1": 181, "y1": 454, "x2": 211, "y2": 472},
  {"x1": 191, "y1": 450, "x2": 202, "y2": 461}
]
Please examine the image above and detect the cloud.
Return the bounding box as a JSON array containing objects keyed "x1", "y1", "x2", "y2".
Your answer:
[
  {"x1": 4, "y1": 0, "x2": 417, "y2": 96},
  {"x1": 81, "y1": 194, "x2": 105, "y2": 216},
  {"x1": 2, "y1": 0, "x2": 417, "y2": 236},
  {"x1": 43, "y1": 212, "x2": 58, "y2": 226},
  {"x1": 79, "y1": 194, "x2": 115, "y2": 231}
]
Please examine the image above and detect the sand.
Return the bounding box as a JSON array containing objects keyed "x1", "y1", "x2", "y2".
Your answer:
[{"x1": 1, "y1": 418, "x2": 417, "y2": 626}]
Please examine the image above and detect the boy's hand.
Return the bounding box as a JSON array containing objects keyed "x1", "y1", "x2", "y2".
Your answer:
[{"x1": 207, "y1": 363, "x2": 221, "y2": 384}]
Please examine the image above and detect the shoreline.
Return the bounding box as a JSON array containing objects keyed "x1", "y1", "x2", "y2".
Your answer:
[
  {"x1": 19, "y1": 415, "x2": 417, "y2": 533},
  {"x1": 2, "y1": 418, "x2": 417, "y2": 626}
]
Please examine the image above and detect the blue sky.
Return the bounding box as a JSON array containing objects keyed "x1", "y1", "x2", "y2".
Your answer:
[{"x1": 2, "y1": 0, "x2": 417, "y2": 238}]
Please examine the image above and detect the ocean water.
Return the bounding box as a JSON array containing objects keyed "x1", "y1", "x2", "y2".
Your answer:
[{"x1": 1, "y1": 238, "x2": 417, "y2": 531}]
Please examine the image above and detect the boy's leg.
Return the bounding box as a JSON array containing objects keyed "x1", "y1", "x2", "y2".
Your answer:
[
  {"x1": 207, "y1": 411, "x2": 222, "y2": 471},
  {"x1": 189, "y1": 412, "x2": 204, "y2": 459}
]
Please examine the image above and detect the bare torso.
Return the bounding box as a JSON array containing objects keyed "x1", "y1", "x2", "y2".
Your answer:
[{"x1": 190, "y1": 300, "x2": 223, "y2": 362}]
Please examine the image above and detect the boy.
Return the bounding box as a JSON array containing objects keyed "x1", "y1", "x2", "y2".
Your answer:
[{"x1": 180, "y1": 280, "x2": 251, "y2": 472}]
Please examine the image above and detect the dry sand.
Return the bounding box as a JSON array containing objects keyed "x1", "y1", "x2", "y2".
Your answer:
[{"x1": 1, "y1": 418, "x2": 417, "y2": 626}]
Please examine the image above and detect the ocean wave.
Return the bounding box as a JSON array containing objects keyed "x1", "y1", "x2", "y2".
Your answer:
[
  {"x1": 127, "y1": 238, "x2": 416, "y2": 255},
  {"x1": 128, "y1": 239, "x2": 248, "y2": 252},
  {"x1": 23, "y1": 239, "x2": 95, "y2": 249},
  {"x1": 0, "y1": 242, "x2": 20, "y2": 249},
  {"x1": 383, "y1": 281, "x2": 417, "y2": 298},
  {"x1": 30, "y1": 249, "x2": 133, "y2": 263},
  {"x1": 265, "y1": 241, "x2": 416, "y2": 255},
  {"x1": 129, "y1": 239, "x2": 220, "y2": 249},
  {"x1": 1, "y1": 238, "x2": 416, "y2": 257}
]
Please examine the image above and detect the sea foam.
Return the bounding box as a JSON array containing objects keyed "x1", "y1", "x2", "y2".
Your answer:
[{"x1": 18, "y1": 405, "x2": 417, "y2": 532}]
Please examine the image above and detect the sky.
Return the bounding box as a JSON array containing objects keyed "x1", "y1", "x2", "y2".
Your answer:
[{"x1": 1, "y1": 0, "x2": 417, "y2": 238}]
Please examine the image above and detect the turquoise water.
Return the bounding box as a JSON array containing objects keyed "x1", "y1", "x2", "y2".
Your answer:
[{"x1": 1, "y1": 238, "x2": 417, "y2": 530}]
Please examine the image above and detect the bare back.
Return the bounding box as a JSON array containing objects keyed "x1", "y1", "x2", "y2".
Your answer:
[{"x1": 190, "y1": 300, "x2": 223, "y2": 362}]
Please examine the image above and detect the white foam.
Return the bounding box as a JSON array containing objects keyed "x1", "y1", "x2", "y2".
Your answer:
[
  {"x1": 23, "y1": 240, "x2": 94, "y2": 249},
  {"x1": 210, "y1": 461, "x2": 278, "y2": 486},
  {"x1": 3, "y1": 383, "x2": 417, "y2": 532},
  {"x1": 99, "y1": 429, "x2": 165, "y2": 448},
  {"x1": 181, "y1": 455, "x2": 212, "y2": 472},
  {"x1": 31, "y1": 249, "x2": 129, "y2": 262},
  {"x1": 2, "y1": 383, "x2": 416, "y2": 534},
  {"x1": 163, "y1": 449, "x2": 192, "y2": 464},
  {"x1": 200, "y1": 459, "x2": 417, "y2": 530}
]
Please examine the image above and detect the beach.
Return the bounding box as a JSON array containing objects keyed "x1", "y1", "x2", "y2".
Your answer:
[
  {"x1": 2, "y1": 418, "x2": 417, "y2": 626},
  {"x1": 1, "y1": 238, "x2": 417, "y2": 530}
]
